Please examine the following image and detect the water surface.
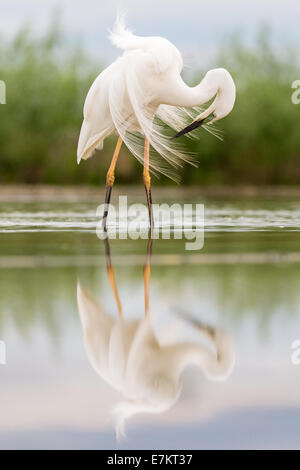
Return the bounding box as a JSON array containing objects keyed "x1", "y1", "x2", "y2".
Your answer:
[{"x1": 0, "y1": 192, "x2": 300, "y2": 449}]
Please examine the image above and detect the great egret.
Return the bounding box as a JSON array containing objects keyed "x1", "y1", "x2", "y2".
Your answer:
[
  {"x1": 77, "y1": 237, "x2": 235, "y2": 438},
  {"x1": 77, "y1": 14, "x2": 236, "y2": 230}
]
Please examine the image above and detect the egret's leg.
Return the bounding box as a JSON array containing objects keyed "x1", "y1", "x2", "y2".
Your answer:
[
  {"x1": 103, "y1": 135, "x2": 122, "y2": 231},
  {"x1": 143, "y1": 235, "x2": 153, "y2": 316},
  {"x1": 104, "y1": 237, "x2": 122, "y2": 317},
  {"x1": 143, "y1": 138, "x2": 154, "y2": 233}
]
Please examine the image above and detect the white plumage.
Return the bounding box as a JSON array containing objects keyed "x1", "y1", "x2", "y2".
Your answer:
[
  {"x1": 77, "y1": 14, "x2": 236, "y2": 182},
  {"x1": 77, "y1": 283, "x2": 235, "y2": 439}
]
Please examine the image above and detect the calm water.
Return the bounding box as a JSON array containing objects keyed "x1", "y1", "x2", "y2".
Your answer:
[{"x1": 0, "y1": 192, "x2": 300, "y2": 449}]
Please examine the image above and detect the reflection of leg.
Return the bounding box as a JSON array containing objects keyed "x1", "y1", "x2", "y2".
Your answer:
[
  {"x1": 103, "y1": 135, "x2": 122, "y2": 231},
  {"x1": 143, "y1": 235, "x2": 153, "y2": 316},
  {"x1": 143, "y1": 138, "x2": 154, "y2": 234},
  {"x1": 104, "y1": 237, "x2": 122, "y2": 317}
]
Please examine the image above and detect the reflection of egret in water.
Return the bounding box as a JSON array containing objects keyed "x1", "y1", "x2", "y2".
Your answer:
[{"x1": 77, "y1": 237, "x2": 235, "y2": 438}]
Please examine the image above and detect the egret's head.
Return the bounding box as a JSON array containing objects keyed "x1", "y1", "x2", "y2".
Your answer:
[{"x1": 173, "y1": 68, "x2": 236, "y2": 138}]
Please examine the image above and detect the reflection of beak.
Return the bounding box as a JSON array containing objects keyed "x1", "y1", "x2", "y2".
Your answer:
[{"x1": 172, "y1": 112, "x2": 214, "y2": 139}]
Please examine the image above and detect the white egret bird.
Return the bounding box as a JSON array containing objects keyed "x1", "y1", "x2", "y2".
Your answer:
[
  {"x1": 77, "y1": 238, "x2": 235, "y2": 439},
  {"x1": 78, "y1": 283, "x2": 235, "y2": 439},
  {"x1": 77, "y1": 14, "x2": 236, "y2": 229}
]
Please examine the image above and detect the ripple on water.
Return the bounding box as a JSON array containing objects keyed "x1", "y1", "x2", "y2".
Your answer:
[{"x1": 0, "y1": 202, "x2": 300, "y2": 232}]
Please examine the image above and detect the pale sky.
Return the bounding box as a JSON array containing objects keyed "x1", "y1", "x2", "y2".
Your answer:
[{"x1": 1, "y1": 0, "x2": 300, "y2": 64}]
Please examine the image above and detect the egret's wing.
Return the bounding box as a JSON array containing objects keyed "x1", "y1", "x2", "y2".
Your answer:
[
  {"x1": 77, "y1": 283, "x2": 145, "y2": 391},
  {"x1": 77, "y1": 283, "x2": 114, "y2": 378},
  {"x1": 108, "y1": 320, "x2": 141, "y2": 391},
  {"x1": 77, "y1": 65, "x2": 116, "y2": 163},
  {"x1": 125, "y1": 316, "x2": 158, "y2": 378}
]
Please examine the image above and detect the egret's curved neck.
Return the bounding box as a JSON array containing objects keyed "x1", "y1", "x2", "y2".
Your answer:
[
  {"x1": 168, "y1": 336, "x2": 235, "y2": 381},
  {"x1": 164, "y1": 68, "x2": 234, "y2": 110}
]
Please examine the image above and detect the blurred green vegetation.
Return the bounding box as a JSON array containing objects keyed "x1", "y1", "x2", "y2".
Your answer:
[
  {"x1": 0, "y1": 22, "x2": 299, "y2": 186},
  {"x1": 0, "y1": 226, "x2": 300, "y2": 338},
  {"x1": 1, "y1": 252, "x2": 300, "y2": 340}
]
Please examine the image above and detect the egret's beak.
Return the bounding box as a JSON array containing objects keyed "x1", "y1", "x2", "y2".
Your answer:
[
  {"x1": 171, "y1": 113, "x2": 214, "y2": 139},
  {"x1": 171, "y1": 118, "x2": 205, "y2": 139}
]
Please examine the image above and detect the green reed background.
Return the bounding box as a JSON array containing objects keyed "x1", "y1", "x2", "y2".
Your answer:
[{"x1": 0, "y1": 21, "x2": 299, "y2": 186}]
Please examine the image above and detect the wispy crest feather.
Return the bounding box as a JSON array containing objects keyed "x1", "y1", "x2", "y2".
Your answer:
[{"x1": 108, "y1": 11, "x2": 135, "y2": 50}]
